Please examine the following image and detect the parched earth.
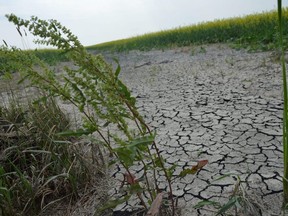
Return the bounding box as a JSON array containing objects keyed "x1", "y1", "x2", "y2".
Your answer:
[
  {"x1": 0, "y1": 44, "x2": 285, "y2": 215},
  {"x1": 101, "y1": 44, "x2": 285, "y2": 215}
]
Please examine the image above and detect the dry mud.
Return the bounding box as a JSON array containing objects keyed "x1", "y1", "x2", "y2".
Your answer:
[
  {"x1": 0, "y1": 44, "x2": 285, "y2": 215},
  {"x1": 102, "y1": 44, "x2": 284, "y2": 215}
]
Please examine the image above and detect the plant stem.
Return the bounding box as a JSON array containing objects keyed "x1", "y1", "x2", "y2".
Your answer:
[
  {"x1": 125, "y1": 102, "x2": 175, "y2": 215},
  {"x1": 277, "y1": 0, "x2": 288, "y2": 205}
]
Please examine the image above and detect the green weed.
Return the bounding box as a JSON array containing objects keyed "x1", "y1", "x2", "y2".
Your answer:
[{"x1": 1, "y1": 14, "x2": 211, "y2": 215}]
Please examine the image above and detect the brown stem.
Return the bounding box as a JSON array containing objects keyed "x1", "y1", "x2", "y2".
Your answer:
[
  {"x1": 125, "y1": 102, "x2": 175, "y2": 215},
  {"x1": 137, "y1": 151, "x2": 155, "y2": 201}
]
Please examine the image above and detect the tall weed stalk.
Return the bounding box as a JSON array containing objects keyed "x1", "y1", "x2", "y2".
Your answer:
[{"x1": 3, "y1": 14, "x2": 175, "y2": 215}]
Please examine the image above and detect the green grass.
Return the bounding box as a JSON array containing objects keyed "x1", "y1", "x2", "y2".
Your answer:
[
  {"x1": 0, "y1": 47, "x2": 68, "y2": 71},
  {"x1": 29, "y1": 49, "x2": 69, "y2": 64},
  {"x1": 87, "y1": 8, "x2": 288, "y2": 52},
  {"x1": 0, "y1": 94, "x2": 105, "y2": 215}
]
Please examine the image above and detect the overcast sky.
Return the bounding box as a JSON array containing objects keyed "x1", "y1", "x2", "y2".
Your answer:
[{"x1": 1, "y1": 0, "x2": 287, "y2": 49}]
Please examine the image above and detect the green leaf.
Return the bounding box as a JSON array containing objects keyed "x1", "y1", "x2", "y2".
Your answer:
[
  {"x1": 114, "y1": 147, "x2": 135, "y2": 167},
  {"x1": 127, "y1": 134, "x2": 155, "y2": 151},
  {"x1": 179, "y1": 169, "x2": 196, "y2": 178},
  {"x1": 113, "y1": 58, "x2": 121, "y2": 78},
  {"x1": 43, "y1": 173, "x2": 69, "y2": 187},
  {"x1": 179, "y1": 160, "x2": 208, "y2": 177},
  {"x1": 32, "y1": 96, "x2": 49, "y2": 104},
  {"x1": 117, "y1": 79, "x2": 132, "y2": 99},
  {"x1": 9, "y1": 161, "x2": 32, "y2": 193},
  {"x1": 194, "y1": 200, "x2": 221, "y2": 209},
  {"x1": 216, "y1": 196, "x2": 237, "y2": 215},
  {"x1": 211, "y1": 173, "x2": 235, "y2": 183},
  {"x1": 129, "y1": 182, "x2": 144, "y2": 194},
  {"x1": 108, "y1": 160, "x2": 117, "y2": 167},
  {"x1": 167, "y1": 164, "x2": 177, "y2": 179},
  {"x1": 154, "y1": 154, "x2": 163, "y2": 168}
]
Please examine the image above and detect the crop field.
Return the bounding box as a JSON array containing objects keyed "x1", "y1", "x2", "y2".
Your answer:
[
  {"x1": 87, "y1": 8, "x2": 288, "y2": 52},
  {"x1": 1, "y1": 8, "x2": 287, "y2": 66}
]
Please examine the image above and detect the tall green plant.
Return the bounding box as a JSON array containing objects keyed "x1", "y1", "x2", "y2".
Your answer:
[
  {"x1": 278, "y1": 0, "x2": 288, "y2": 207},
  {"x1": 4, "y1": 14, "x2": 164, "y2": 215}
]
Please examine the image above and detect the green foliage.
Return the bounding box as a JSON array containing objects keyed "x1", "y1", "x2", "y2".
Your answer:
[
  {"x1": 87, "y1": 8, "x2": 288, "y2": 52},
  {"x1": 2, "y1": 14, "x2": 168, "y2": 215}
]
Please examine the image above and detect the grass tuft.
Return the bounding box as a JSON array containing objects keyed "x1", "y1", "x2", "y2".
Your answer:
[{"x1": 0, "y1": 94, "x2": 105, "y2": 215}]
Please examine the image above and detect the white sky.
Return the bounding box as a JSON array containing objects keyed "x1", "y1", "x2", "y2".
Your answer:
[{"x1": 1, "y1": 0, "x2": 287, "y2": 49}]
